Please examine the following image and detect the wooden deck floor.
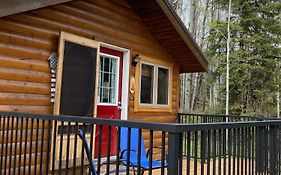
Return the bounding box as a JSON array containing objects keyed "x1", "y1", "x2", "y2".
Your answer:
[
  {"x1": 143, "y1": 158, "x2": 256, "y2": 175},
  {"x1": 97, "y1": 156, "x2": 260, "y2": 175}
]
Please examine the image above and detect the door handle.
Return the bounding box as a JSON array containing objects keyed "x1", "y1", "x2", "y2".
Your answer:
[{"x1": 118, "y1": 101, "x2": 122, "y2": 110}]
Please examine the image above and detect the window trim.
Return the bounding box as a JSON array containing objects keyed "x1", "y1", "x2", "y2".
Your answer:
[
  {"x1": 139, "y1": 61, "x2": 171, "y2": 107},
  {"x1": 134, "y1": 55, "x2": 173, "y2": 112}
]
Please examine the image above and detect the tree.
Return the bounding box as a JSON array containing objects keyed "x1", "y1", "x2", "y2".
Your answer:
[{"x1": 208, "y1": 0, "x2": 281, "y2": 116}]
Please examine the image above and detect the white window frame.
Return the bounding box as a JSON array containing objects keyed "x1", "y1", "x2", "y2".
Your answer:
[
  {"x1": 97, "y1": 53, "x2": 120, "y2": 106},
  {"x1": 139, "y1": 61, "x2": 171, "y2": 107}
]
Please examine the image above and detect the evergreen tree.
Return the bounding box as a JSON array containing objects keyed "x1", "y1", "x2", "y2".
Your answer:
[{"x1": 208, "y1": 0, "x2": 281, "y2": 115}]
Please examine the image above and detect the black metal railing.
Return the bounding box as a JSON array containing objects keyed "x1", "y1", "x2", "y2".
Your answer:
[
  {"x1": 178, "y1": 121, "x2": 281, "y2": 175},
  {"x1": 0, "y1": 112, "x2": 173, "y2": 175},
  {"x1": 177, "y1": 113, "x2": 281, "y2": 175},
  {"x1": 0, "y1": 112, "x2": 281, "y2": 175},
  {"x1": 177, "y1": 113, "x2": 278, "y2": 124},
  {"x1": 178, "y1": 113, "x2": 263, "y2": 161}
]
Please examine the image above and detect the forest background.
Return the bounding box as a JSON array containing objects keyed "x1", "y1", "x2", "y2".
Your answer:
[{"x1": 168, "y1": 0, "x2": 281, "y2": 116}]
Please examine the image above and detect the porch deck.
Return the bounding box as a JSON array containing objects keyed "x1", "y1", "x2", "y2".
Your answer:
[
  {"x1": 147, "y1": 158, "x2": 255, "y2": 175},
  {"x1": 0, "y1": 112, "x2": 280, "y2": 175}
]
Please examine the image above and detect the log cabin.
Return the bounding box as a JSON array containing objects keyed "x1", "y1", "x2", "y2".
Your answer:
[{"x1": 0, "y1": 0, "x2": 208, "y2": 173}]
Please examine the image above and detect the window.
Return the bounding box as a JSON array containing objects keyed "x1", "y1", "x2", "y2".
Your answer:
[
  {"x1": 98, "y1": 54, "x2": 119, "y2": 104},
  {"x1": 157, "y1": 67, "x2": 169, "y2": 104},
  {"x1": 139, "y1": 62, "x2": 170, "y2": 106},
  {"x1": 140, "y1": 64, "x2": 154, "y2": 104}
]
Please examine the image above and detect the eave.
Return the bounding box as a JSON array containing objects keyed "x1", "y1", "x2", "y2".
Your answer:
[{"x1": 129, "y1": 0, "x2": 208, "y2": 73}]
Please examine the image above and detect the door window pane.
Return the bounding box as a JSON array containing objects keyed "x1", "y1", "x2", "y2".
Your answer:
[
  {"x1": 140, "y1": 64, "x2": 154, "y2": 104},
  {"x1": 157, "y1": 67, "x2": 169, "y2": 105},
  {"x1": 98, "y1": 55, "x2": 118, "y2": 104}
]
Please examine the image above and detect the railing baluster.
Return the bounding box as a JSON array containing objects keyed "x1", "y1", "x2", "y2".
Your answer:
[
  {"x1": 179, "y1": 131, "x2": 183, "y2": 175},
  {"x1": 241, "y1": 127, "x2": 244, "y2": 175},
  {"x1": 73, "y1": 123, "x2": 78, "y2": 174},
  {"x1": 184, "y1": 127, "x2": 187, "y2": 157},
  {"x1": 89, "y1": 124, "x2": 95, "y2": 175},
  {"x1": 233, "y1": 128, "x2": 236, "y2": 175},
  {"x1": 51, "y1": 121, "x2": 57, "y2": 175},
  {"x1": 106, "y1": 126, "x2": 112, "y2": 175},
  {"x1": 4, "y1": 115, "x2": 10, "y2": 175},
  {"x1": 248, "y1": 127, "x2": 251, "y2": 175},
  {"x1": 28, "y1": 118, "x2": 34, "y2": 175},
  {"x1": 13, "y1": 117, "x2": 19, "y2": 175},
  {"x1": 39, "y1": 120, "x2": 45, "y2": 175},
  {"x1": 34, "y1": 119, "x2": 39, "y2": 174},
  {"x1": 23, "y1": 118, "x2": 28, "y2": 175},
  {"x1": 228, "y1": 128, "x2": 232, "y2": 175},
  {"x1": 80, "y1": 123, "x2": 85, "y2": 175},
  {"x1": 149, "y1": 130, "x2": 153, "y2": 175},
  {"x1": 245, "y1": 127, "x2": 248, "y2": 175},
  {"x1": 218, "y1": 129, "x2": 222, "y2": 175},
  {"x1": 223, "y1": 129, "x2": 226, "y2": 175},
  {"x1": 161, "y1": 131, "x2": 166, "y2": 175},
  {"x1": 187, "y1": 131, "x2": 191, "y2": 175},
  {"x1": 237, "y1": 128, "x2": 240, "y2": 175},
  {"x1": 194, "y1": 131, "x2": 198, "y2": 175},
  {"x1": 213, "y1": 130, "x2": 216, "y2": 175},
  {"x1": 46, "y1": 120, "x2": 51, "y2": 175},
  {"x1": 58, "y1": 121, "x2": 64, "y2": 174},
  {"x1": 137, "y1": 128, "x2": 142, "y2": 175},
  {"x1": 115, "y1": 126, "x2": 121, "y2": 175},
  {"x1": 0, "y1": 115, "x2": 5, "y2": 175},
  {"x1": 65, "y1": 122, "x2": 71, "y2": 175},
  {"x1": 200, "y1": 130, "x2": 205, "y2": 175},
  {"x1": 265, "y1": 126, "x2": 268, "y2": 175},
  {"x1": 19, "y1": 117, "x2": 24, "y2": 175},
  {"x1": 126, "y1": 128, "x2": 131, "y2": 175},
  {"x1": 251, "y1": 127, "x2": 254, "y2": 175},
  {"x1": 97, "y1": 125, "x2": 102, "y2": 175},
  {"x1": 9, "y1": 116, "x2": 14, "y2": 175},
  {"x1": 207, "y1": 130, "x2": 211, "y2": 175}
]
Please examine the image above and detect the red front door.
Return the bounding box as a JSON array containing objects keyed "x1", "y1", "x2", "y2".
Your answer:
[{"x1": 95, "y1": 47, "x2": 123, "y2": 157}]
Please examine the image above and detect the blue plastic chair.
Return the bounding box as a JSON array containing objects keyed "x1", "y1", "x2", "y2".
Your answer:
[
  {"x1": 77, "y1": 129, "x2": 97, "y2": 175},
  {"x1": 120, "y1": 127, "x2": 167, "y2": 175},
  {"x1": 79, "y1": 128, "x2": 167, "y2": 175}
]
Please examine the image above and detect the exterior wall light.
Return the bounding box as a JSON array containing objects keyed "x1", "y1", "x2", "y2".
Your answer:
[{"x1": 132, "y1": 54, "x2": 141, "y2": 67}]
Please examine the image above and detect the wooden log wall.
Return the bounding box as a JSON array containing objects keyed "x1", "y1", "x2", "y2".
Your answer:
[{"x1": 0, "y1": 0, "x2": 180, "y2": 171}]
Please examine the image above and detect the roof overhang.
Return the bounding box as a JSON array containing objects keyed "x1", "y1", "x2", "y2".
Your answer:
[
  {"x1": 129, "y1": 0, "x2": 208, "y2": 73},
  {"x1": 0, "y1": 0, "x2": 71, "y2": 18}
]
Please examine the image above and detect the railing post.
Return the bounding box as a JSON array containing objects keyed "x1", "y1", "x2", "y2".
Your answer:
[
  {"x1": 269, "y1": 125, "x2": 278, "y2": 175},
  {"x1": 168, "y1": 132, "x2": 182, "y2": 175},
  {"x1": 256, "y1": 125, "x2": 263, "y2": 172}
]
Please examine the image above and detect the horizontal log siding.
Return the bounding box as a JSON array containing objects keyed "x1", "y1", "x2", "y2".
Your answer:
[
  {"x1": 0, "y1": 0, "x2": 179, "y2": 121},
  {"x1": 0, "y1": 0, "x2": 180, "y2": 171}
]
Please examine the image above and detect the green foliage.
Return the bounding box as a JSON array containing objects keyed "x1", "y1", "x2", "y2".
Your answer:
[{"x1": 206, "y1": 0, "x2": 281, "y2": 116}]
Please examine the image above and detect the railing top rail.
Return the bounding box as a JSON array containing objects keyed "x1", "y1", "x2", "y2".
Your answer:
[
  {"x1": 1, "y1": 111, "x2": 281, "y2": 133},
  {"x1": 176, "y1": 120, "x2": 281, "y2": 132},
  {"x1": 0, "y1": 111, "x2": 181, "y2": 132},
  {"x1": 178, "y1": 113, "x2": 280, "y2": 120}
]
